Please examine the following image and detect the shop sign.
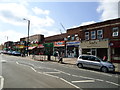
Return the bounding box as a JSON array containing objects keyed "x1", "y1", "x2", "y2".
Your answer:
[
  {"x1": 17, "y1": 45, "x2": 25, "y2": 49},
  {"x1": 54, "y1": 41, "x2": 65, "y2": 47},
  {"x1": 66, "y1": 41, "x2": 80, "y2": 46},
  {"x1": 81, "y1": 39, "x2": 109, "y2": 48},
  {"x1": 110, "y1": 40, "x2": 120, "y2": 47},
  {"x1": 43, "y1": 43, "x2": 53, "y2": 47}
]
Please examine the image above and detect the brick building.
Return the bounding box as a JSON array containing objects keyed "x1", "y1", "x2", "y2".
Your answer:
[
  {"x1": 19, "y1": 34, "x2": 44, "y2": 55},
  {"x1": 44, "y1": 33, "x2": 67, "y2": 56},
  {"x1": 79, "y1": 18, "x2": 120, "y2": 63},
  {"x1": 66, "y1": 28, "x2": 80, "y2": 57},
  {"x1": 4, "y1": 41, "x2": 14, "y2": 51}
]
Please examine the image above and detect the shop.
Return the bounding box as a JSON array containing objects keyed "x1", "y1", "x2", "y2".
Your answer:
[
  {"x1": 66, "y1": 41, "x2": 80, "y2": 58},
  {"x1": 43, "y1": 43, "x2": 54, "y2": 55},
  {"x1": 110, "y1": 40, "x2": 120, "y2": 63},
  {"x1": 54, "y1": 41, "x2": 65, "y2": 56},
  {"x1": 81, "y1": 39, "x2": 109, "y2": 60},
  {"x1": 28, "y1": 44, "x2": 38, "y2": 55},
  {"x1": 37, "y1": 44, "x2": 44, "y2": 55}
]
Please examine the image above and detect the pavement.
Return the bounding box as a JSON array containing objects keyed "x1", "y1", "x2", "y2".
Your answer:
[{"x1": 25, "y1": 55, "x2": 120, "y2": 73}]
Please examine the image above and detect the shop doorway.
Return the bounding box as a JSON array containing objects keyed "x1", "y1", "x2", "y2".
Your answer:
[{"x1": 97, "y1": 48, "x2": 107, "y2": 59}]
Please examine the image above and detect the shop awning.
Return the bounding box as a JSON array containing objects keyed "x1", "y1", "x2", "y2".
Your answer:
[
  {"x1": 38, "y1": 44, "x2": 44, "y2": 48},
  {"x1": 28, "y1": 46, "x2": 36, "y2": 50}
]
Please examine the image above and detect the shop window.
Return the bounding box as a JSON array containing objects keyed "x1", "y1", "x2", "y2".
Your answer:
[
  {"x1": 97, "y1": 30, "x2": 103, "y2": 39},
  {"x1": 112, "y1": 27, "x2": 119, "y2": 37},
  {"x1": 85, "y1": 32, "x2": 89, "y2": 40},
  {"x1": 91, "y1": 31, "x2": 96, "y2": 39}
]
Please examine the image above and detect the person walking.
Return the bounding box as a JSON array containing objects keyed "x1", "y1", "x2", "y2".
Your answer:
[{"x1": 58, "y1": 54, "x2": 63, "y2": 63}]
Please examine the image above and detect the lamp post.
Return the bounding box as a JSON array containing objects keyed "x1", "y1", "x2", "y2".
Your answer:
[{"x1": 23, "y1": 18, "x2": 30, "y2": 56}]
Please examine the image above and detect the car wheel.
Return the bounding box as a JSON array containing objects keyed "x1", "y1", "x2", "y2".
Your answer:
[
  {"x1": 78, "y1": 63, "x2": 83, "y2": 68},
  {"x1": 101, "y1": 67, "x2": 108, "y2": 73}
]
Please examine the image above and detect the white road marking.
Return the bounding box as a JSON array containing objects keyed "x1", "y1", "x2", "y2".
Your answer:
[
  {"x1": 88, "y1": 70, "x2": 112, "y2": 77},
  {"x1": 43, "y1": 73, "x2": 59, "y2": 79},
  {"x1": 55, "y1": 69, "x2": 71, "y2": 75},
  {"x1": 95, "y1": 79, "x2": 104, "y2": 82},
  {"x1": 16, "y1": 62, "x2": 37, "y2": 72},
  {"x1": 30, "y1": 67, "x2": 37, "y2": 72},
  {"x1": 1, "y1": 60, "x2": 7, "y2": 63},
  {"x1": 0, "y1": 76, "x2": 4, "y2": 90},
  {"x1": 72, "y1": 74, "x2": 94, "y2": 79},
  {"x1": 106, "y1": 81, "x2": 120, "y2": 86},
  {"x1": 60, "y1": 78, "x2": 80, "y2": 89},
  {"x1": 44, "y1": 72, "x2": 61, "y2": 74},
  {"x1": 72, "y1": 80, "x2": 95, "y2": 83}
]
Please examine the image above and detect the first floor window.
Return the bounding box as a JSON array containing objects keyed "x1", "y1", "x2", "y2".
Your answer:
[
  {"x1": 97, "y1": 30, "x2": 103, "y2": 39},
  {"x1": 91, "y1": 31, "x2": 96, "y2": 39},
  {"x1": 85, "y1": 32, "x2": 89, "y2": 40},
  {"x1": 112, "y1": 27, "x2": 119, "y2": 37}
]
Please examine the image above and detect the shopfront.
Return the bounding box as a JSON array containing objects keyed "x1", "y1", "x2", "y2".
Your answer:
[
  {"x1": 66, "y1": 41, "x2": 80, "y2": 58},
  {"x1": 81, "y1": 39, "x2": 109, "y2": 59},
  {"x1": 110, "y1": 40, "x2": 120, "y2": 63},
  {"x1": 54, "y1": 41, "x2": 65, "y2": 56},
  {"x1": 43, "y1": 43, "x2": 54, "y2": 55}
]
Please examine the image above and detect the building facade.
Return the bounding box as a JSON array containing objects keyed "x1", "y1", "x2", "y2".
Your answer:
[
  {"x1": 79, "y1": 18, "x2": 120, "y2": 63},
  {"x1": 66, "y1": 27, "x2": 80, "y2": 58},
  {"x1": 44, "y1": 33, "x2": 67, "y2": 56}
]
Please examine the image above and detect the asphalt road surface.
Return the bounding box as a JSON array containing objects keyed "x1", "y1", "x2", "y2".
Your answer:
[{"x1": 0, "y1": 54, "x2": 120, "y2": 90}]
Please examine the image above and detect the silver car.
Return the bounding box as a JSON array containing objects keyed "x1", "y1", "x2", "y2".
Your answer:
[{"x1": 76, "y1": 55, "x2": 115, "y2": 73}]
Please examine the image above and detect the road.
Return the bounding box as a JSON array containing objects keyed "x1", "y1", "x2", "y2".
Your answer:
[{"x1": 0, "y1": 54, "x2": 120, "y2": 90}]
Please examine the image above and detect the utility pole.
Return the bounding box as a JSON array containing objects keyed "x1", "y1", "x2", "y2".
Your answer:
[{"x1": 23, "y1": 18, "x2": 30, "y2": 56}]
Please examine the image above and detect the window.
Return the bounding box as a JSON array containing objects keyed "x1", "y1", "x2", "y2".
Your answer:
[
  {"x1": 112, "y1": 27, "x2": 119, "y2": 37},
  {"x1": 97, "y1": 30, "x2": 103, "y2": 39},
  {"x1": 67, "y1": 36, "x2": 71, "y2": 41},
  {"x1": 91, "y1": 31, "x2": 96, "y2": 39},
  {"x1": 71, "y1": 35, "x2": 75, "y2": 40},
  {"x1": 85, "y1": 32, "x2": 89, "y2": 40}
]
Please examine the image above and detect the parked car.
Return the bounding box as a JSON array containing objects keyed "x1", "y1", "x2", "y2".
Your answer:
[
  {"x1": 7, "y1": 51, "x2": 13, "y2": 55},
  {"x1": 76, "y1": 55, "x2": 115, "y2": 73},
  {"x1": 12, "y1": 51, "x2": 21, "y2": 56}
]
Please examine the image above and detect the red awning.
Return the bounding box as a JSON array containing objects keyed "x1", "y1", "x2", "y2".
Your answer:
[
  {"x1": 28, "y1": 46, "x2": 36, "y2": 50},
  {"x1": 38, "y1": 44, "x2": 44, "y2": 48}
]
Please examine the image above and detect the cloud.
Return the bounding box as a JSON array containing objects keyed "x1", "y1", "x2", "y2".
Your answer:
[
  {"x1": 32, "y1": 7, "x2": 50, "y2": 15},
  {"x1": 32, "y1": 27, "x2": 58, "y2": 37},
  {"x1": 0, "y1": 2, "x2": 55, "y2": 44},
  {"x1": 80, "y1": 21, "x2": 96, "y2": 26},
  {"x1": 68, "y1": 21, "x2": 96, "y2": 29},
  {"x1": 97, "y1": 0, "x2": 119, "y2": 21},
  {"x1": 0, "y1": 30, "x2": 26, "y2": 44}
]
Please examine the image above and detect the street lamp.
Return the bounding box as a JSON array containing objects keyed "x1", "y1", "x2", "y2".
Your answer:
[{"x1": 23, "y1": 18, "x2": 30, "y2": 56}]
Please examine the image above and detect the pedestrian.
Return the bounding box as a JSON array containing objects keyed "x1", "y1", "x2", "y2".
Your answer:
[
  {"x1": 58, "y1": 54, "x2": 63, "y2": 63},
  {"x1": 103, "y1": 56, "x2": 107, "y2": 61}
]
